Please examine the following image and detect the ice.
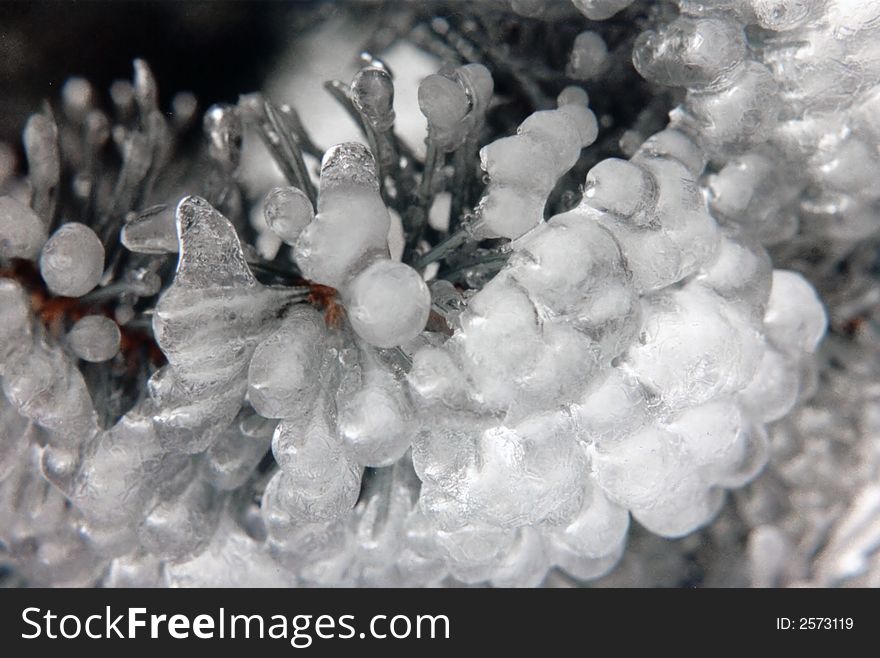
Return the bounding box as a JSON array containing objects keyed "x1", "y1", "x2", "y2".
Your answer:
[
  {"x1": 572, "y1": 368, "x2": 649, "y2": 446},
  {"x1": 589, "y1": 156, "x2": 719, "y2": 292},
  {"x1": 151, "y1": 196, "x2": 293, "y2": 450},
  {"x1": 120, "y1": 205, "x2": 178, "y2": 254},
  {"x1": 0, "y1": 195, "x2": 48, "y2": 260},
  {"x1": 2, "y1": 337, "x2": 97, "y2": 446},
  {"x1": 694, "y1": 232, "x2": 773, "y2": 317},
  {"x1": 263, "y1": 186, "x2": 314, "y2": 245},
  {"x1": 268, "y1": 390, "x2": 363, "y2": 524},
  {"x1": 635, "y1": 128, "x2": 706, "y2": 177},
  {"x1": 567, "y1": 31, "x2": 607, "y2": 80},
  {"x1": 67, "y1": 315, "x2": 121, "y2": 363},
  {"x1": 571, "y1": 0, "x2": 634, "y2": 20},
  {"x1": 407, "y1": 345, "x2": 468, "y2": 407},
  {"x1": 479, "y1": 95, "x2": 597, "y2": 239},
  {"x1": 763, "y1": 270, "x2": 827, "y2": 355},
  {"x1": 247, "y1": 306, "x2": 326, "y2": 419},
  {"x1": 706, "y1": 151, "x2": 801, "y2": 245},
  {"x1": 685, "y1": 61, "x2": 781, "y2": 155},
  {"x1": 750, "y1": 0, "x2": 815, "y2": 30},
  {"x1": 39, "y1": 222, "x2": 105, "y2": 297},
  {"x1": 351, "y1": 63, "x2": 396, "y2": 133},
  {"x1": 419, "y1": 64, "x2": 493, "y2": 151},
  {"x1": 551, "y1": 482, "x2": 630, "y2": 560},
  {"x1": 737, "y1": 347, "x2": 801, "y2": 423},
  {"x1": 633, "y1": 17, "x2": 746, "y2": 88},
  {"x1": 344, "y1": 260, "x2": 430, "y2": 348},
  {"x1": 623, "y1": 286, "x2": 763, "y2": 411},
  {"x1": 70, "y1": 406, "x2": 171, "y2": 529},
  {"x1": 0, "y1": 396, "x2": 31, "y2": 482},
  {"x1": 139, "y1": 476, "x2": 224, "y2": 562},
  {"x1": 262, "y1": 464, "x2": 361, "y2": 525},
  {"x1": 583, "y1": 158, "x2": 656, "y2": 220},
  {"x1": 489, "y1": 528, "x2": 549, "y2": 588},
  {"x1": 201, "y1": 418, "x2": 272, "y2": 491},
  {"x1": 466, "y1": 412, "x2": 589, "y2": 527},
  {"x1": 165, "y1": 516, "x2": 296, "y2": 587},
  {"x1": 294, "y1": 143, "x2": 390, "y2": 288},
  {"x1": 23, "y1": 111, "x2": 60, "y2": 222},
  {"x1": 153, "y1": 196, "x2": 291, "y2": 387},
  {"x1": 337, "y1": 367, "x2": 413, "y2": 467},
  {"x1": 0, "y1": 279, "x2": 33, "y2": 366},
  {"x1": 666, "y1": 400, "x2": 757, "y2": 486}
]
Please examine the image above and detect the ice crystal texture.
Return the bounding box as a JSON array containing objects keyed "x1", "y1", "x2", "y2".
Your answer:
[{"x1": 0, "y1": 0, "x2": 876, "y2": 588}]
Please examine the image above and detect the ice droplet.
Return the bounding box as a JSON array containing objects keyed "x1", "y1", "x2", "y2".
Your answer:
[
  {"x1": 39, "y1": 222, "x2": 105, "y2": 297},
  {"x1": 67, "y1": 315, "x2": 121, "y2": 363}
]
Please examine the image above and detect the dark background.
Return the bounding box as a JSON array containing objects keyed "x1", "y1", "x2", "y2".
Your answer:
[{"x1": 0, "y1": 1, "x2": 332, "y2": 144}]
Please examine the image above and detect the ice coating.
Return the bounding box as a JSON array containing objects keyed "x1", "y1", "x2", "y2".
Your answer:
[
  {"x1": 478, "y1": 91, "x2": 598, "y2": 239},
  {"x1": 0, "y1": 1, "x2": 866, "y2": 588},
  {"x1": 572, "y1": 0, "x2": 635, "y2": 20},
  {"x1": 39, "y1": 222, "x2": 105, "y2": 297},
  {"x1": 293, "y1": 143, "x2": 430, "y2": 348},
  {"x1": 152, "y1": 196, "x2": 293, "y2": 450},
  {"x1": 263, "y1": 186, "x2": 314, "y2": 245},
  {"x1": 419, "y1": 63, "x2": 493, "y2": 152},
  {"x1": 567, "y1": 31, "x2": 608, "y2": 81},
  {"x1": 294, "y1": 143, "x2": 390, "y2": 288},
  {"x1": 67, "y1": 315, "x2": 121, "y2": 363},
  {"x1": 0, "y1": 196, "x2": 48, "y2": 260},
  {"x1": 247, "y1": 306, "x2": 326, "y2": 419}
]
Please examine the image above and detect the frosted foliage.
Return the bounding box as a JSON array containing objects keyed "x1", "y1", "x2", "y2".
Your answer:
[
  {"x1": 67, "y1": 315, "x2": 121, "y2": 362},
  {"x1": 39, "y1": 222, "x2": 105, "y2": 297},
  {"x1": 0, "y1": 196, "x2": 47, "y2": 260},
  {"x1": 0, "y1": 3, "x2": 856, "y2": 588}
]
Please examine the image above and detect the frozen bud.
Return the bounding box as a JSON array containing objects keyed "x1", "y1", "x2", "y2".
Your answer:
[
  {"x1": 567, "y1": 31, "x2": 608, "y2": 80},
  {"x1": 67, "y1": 315, "x2": 121, "y2": 363},
  {"x1": 263, "y1": 186, "x2": 314, "y2": 245},
  {"x1": 345, "y1": 260, "x2": 430, "y2": 348},
  {"x1": 583, "y1": 158, "x2": 656, "y2": 219},
  {"x1": 0, "y1": 195, "x2": 48, "y2": 259},
  {"x1": 39, "y1": 222, "x2": 105, "y2": 297},
  {"x1": 633, "y1": 17, "x2": 746, "y2": 88}
]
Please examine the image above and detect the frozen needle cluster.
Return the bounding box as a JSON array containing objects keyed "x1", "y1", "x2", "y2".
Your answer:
[{"x1": 0, "y1": 0, "x2": 876, "y2": 587}]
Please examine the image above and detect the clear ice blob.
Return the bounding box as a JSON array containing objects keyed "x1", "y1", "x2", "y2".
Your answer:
[
  {"x1": 67, "y1": 315, "x2": 121, "y2": 363},
  {"x1": 39, "y1": 222, "x2": 105, "y2": 297}
]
